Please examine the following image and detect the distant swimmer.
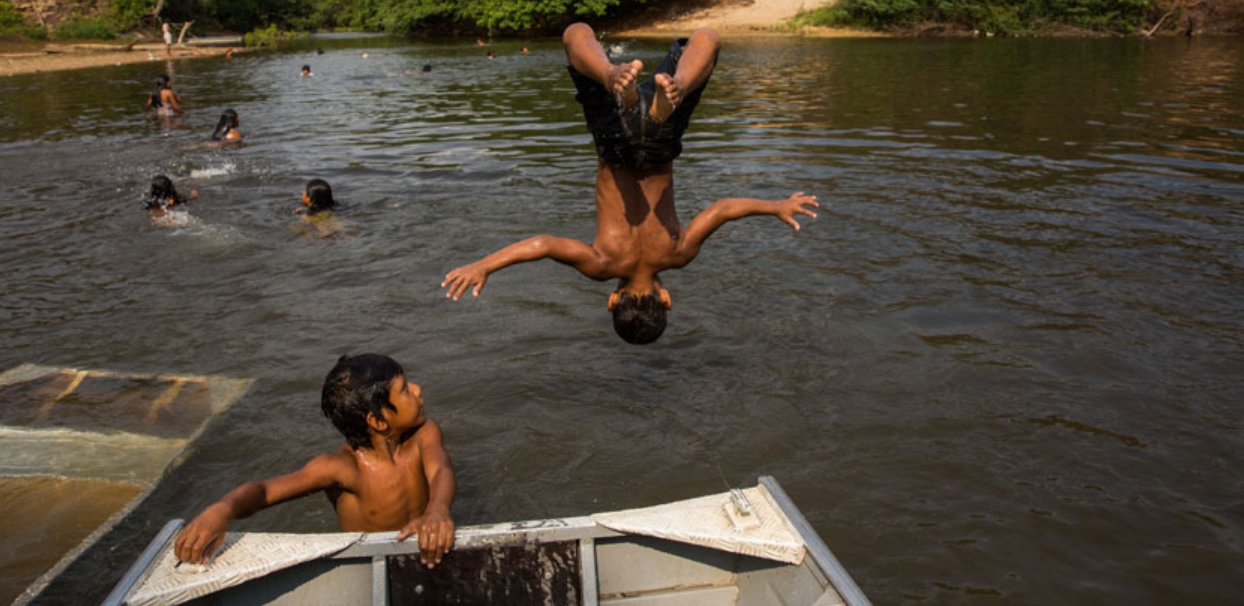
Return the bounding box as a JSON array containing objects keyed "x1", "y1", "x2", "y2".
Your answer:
[
  {"x1": 210, "y1": 109, "x2": 242, "y2": 142},
  {"x1": 301, "y1": 64, "x2": 313, "y2": 77},
  {"x1": 143, "y1": 175, "x2": 196, "y2": 218},
  {"x1": 296, "y1": 178, "x2": 337, "y2": 216}
]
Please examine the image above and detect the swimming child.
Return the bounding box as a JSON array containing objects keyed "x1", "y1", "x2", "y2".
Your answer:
[
  {"x1": 143, "y1": 175, "x2": 193, "y2": 212},
  {"x1": 145, "y1": 75, "x2": 183, "y2": 116},
  {"x1": 296, "y1": 178, "x2": 336, "y2": 215},
  {"x1": 301, "y1": 64, "x2": 312, "y2": 77},
  {"x1": 210, "y1": 109, "x2": 242, "y2": 142},
  {"x1": 441, "y1": 23, "x2": 818, "y2": 345},
  {"x1": 173, "y1": 354, "x2": 456, "y2": 567}
]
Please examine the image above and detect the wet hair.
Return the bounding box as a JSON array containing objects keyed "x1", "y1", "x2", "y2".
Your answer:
[
  {"x1": 144, "y1": 174, "x2": 185, "y2": 210},
  {"x1": 148, "y1": 75, "x2": 169, "y2": 108},
  {"x1": 210, "y1": 109, "x2": 239, "y2": 141},
  {"x1": 301, "y1": 65, "x2": 311, "y2": 73},
  {"x1": 321, "y1": 354, "x2": 405, "y2": 449},
  {"x1": 611, "y1": 292, "x2": 667, "y2": 345},
  {"x1": 305, "y1": 178, "x2": 336, "y2": 215},
  {"x1": 421, "y1": 64, "x2": 432, "y2": 73}
]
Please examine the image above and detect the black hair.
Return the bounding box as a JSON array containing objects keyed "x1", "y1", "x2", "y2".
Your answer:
[
  {"x1": 305, "y1": 178, "x2": 336, "y2": 215},
  {"x1": 210, "y1": 108, "x2": 239, "y2": 141},
  {"x1": 144, "y1": 174, "x2": 185, "y2": 210},
  {"x1": 301, "y1": 64, "x2": 311, "y2": 72},
  {"x1": 148, "y1": 75, "x2": 169, "y2": 108},
  {"x1": 321, "y1": 354, "x2": 405, "y2": 449},
  {"x1": 611, "y1": 292, "x2": 668, "y2": 345}
]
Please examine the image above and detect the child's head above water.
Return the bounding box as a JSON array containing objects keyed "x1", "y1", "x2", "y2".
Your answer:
[
  {"x1": 301, "y1": 65, "x2": 312, "y2": 76},
  {"x1": 301, "y1": 178, "x2": 336, "y2": 215},
  {"x1": 211, "y1": 109, "x2": 240, "y2": 141},
  {"x1": 321, "y1": 354, "x2": 407, "y2": 449},
  {"x1": 144, "y1": 174, "x2": 185, "y2": 210}
]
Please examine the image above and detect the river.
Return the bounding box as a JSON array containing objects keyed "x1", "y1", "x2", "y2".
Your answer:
[{"x1": 1, "y1": 32, "x2": 1242, "y2": 604}]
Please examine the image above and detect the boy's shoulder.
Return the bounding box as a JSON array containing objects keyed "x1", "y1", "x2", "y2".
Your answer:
[
  {"x1": 414, "y1": 418, "x2": 444, "y2": 442},
  {"x1": 398, "y1": 419, "x2": 445, "y2": 453},
  {"x1": 305, "y1": 444, "x2": 365, "y2": 486},
  {"x1": 304, "y1": 444, "x2": 362, "y2": 475}
]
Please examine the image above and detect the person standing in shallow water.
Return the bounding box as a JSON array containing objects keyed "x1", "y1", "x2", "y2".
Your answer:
[
  {"x1": 441, "y1": 22, "x2": 818, "y2": 345},
  {"x1": 145, "y1": 74, "x2": 183, "y2": 115}
]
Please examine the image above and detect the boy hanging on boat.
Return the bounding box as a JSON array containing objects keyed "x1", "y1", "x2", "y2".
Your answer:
[
  {"x1": 174, "y1": 354, "x2": 456, "y2": 568},
  {"x1": 441, "y1": 22, "x2": 819, "y2": 345}
]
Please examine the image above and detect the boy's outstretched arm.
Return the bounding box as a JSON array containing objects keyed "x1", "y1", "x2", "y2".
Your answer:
[
  {"x1": 442, "y1": 235, "x2": 607, "y2": 300},
  {"x1": 173, "y1": 454, "x2": 345, "y2": 565},
  {"x1": 397, "y1": 420, "x2": 456, "y2": 568},
  {"x1": 673, "y1": 192, "x2": 819, "y2": 267}
]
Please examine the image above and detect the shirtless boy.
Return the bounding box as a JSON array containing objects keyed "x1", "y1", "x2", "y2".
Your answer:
[
  {"x1": 174, "y1": 354, "x2": 456, "y2": 567},
  {"x1": 442, "y1": 22, "x2": 818, "y2": 344}
]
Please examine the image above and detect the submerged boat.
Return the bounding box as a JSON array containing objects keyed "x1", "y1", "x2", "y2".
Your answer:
[
  {"x1": 0, "y1": 363, "x2": 253, "y2": 606},
  {"x1": 106, "y1": 476, "x2": 869, "y2": 606}
]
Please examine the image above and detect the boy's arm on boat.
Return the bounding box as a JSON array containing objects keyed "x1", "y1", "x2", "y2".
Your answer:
[{"x1": 173, "y1": 452, "x2": 349, "y2": 564}]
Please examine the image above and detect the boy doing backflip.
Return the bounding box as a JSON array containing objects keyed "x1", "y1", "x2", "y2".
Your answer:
[
  {"x1": 442, "y1": 23, "x2": 819, "y2": 344},
  {"x1": 174, "y1": 354, "x2": 456, "y2": 568}
]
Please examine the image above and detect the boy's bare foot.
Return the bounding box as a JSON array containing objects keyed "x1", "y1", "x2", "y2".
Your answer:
[
  {"x1": 608, "y1": 60, "x2": 642, "y2": 109},
  {"x1": 651, "y1": 73, "x2": 680, "y2": 123}
]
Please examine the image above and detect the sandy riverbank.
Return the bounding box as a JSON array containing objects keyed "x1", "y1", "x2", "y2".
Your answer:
[
  {"x1": 0, "y1": 0, "x2": 876, "y2": 77},
  {"x1": 0, "y1": 41, "x2": 238, "y2": 77},
  {"x1": 612, "y1": 0, "x2": 884, "y2": 37}
]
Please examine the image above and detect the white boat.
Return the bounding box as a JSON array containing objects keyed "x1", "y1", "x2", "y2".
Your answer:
[{"x1": 105, "y1": 476, "x2": 869, "y2": 606}]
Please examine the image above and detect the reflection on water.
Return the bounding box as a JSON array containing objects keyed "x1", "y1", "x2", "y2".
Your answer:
[{"x1": 1, "y1": 33, "x2": 1242, "y2": 604}]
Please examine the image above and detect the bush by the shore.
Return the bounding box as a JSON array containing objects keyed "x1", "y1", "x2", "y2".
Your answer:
[{"x1": 794, "y1": 0, "x2": 1243, "y2": 36}]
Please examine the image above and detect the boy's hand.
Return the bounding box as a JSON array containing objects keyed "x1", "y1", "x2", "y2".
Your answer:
[
  {"x1": 397, "y1": 506, "x2": 455, "y2": 568},
  {"x1": 174, "y1": 503, "x2": 231, "y2": 565},
  {"x1": 442, "y1": 262, "x2": 489, "y2": 300},
  {"x1": 774, "y1": 192, "x2": 819, "y2": 230}
]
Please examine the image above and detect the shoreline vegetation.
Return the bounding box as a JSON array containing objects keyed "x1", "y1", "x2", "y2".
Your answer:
[{"x1": 2, "y1": 0, "x2": 1241, "y2": 77}]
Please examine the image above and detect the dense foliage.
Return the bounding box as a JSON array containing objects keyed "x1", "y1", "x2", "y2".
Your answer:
[
  {"x1": 796, "y1": 0, "x2": 1155, "y2": 34},
  {"x1": 0, "y1": 0, "x2": 36, "y2": 37},
  {"x1": 154, "y1": 0, "x2": 651, "y2": 37},
  {"x1": 0, "y1": 0, "x2": 1177, "y2": 42}
]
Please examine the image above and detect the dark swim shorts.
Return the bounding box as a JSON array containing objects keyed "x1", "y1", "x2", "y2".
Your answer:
[{"x1": 568, "y1": 38, "x2": 710, "y2": 171}]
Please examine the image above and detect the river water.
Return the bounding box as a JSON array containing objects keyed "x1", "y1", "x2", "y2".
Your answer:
[{"x1": 2, "y1": 32, "x2": 1242, "y2": 604}]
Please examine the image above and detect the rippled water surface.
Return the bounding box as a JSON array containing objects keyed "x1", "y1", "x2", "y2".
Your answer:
[{"x1": 2, "y1": 33, "x2": 1242, "y2": 604}]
